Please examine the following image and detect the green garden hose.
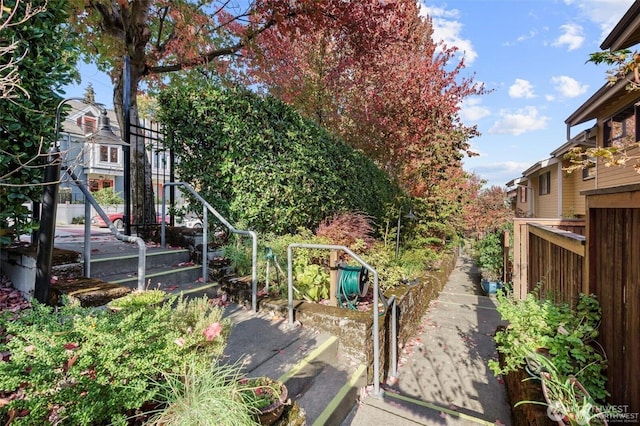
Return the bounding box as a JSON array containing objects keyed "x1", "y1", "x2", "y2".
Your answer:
[{"x1": 337, "y1": 265, "x2": 368, "y2": 309}]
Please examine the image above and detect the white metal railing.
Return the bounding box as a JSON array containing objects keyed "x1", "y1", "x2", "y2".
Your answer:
[
  {"x1": 66, "y1": 168, "x2": 147, "y2": 291},
  {"x1": 161, "y1": 182, "x2": 258, "y2": 312},
  {"x1": 286, "y1": 243, "x2": 397, "y2": 397}
]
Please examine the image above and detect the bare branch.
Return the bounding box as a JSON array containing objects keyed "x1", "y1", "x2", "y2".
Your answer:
[{"x1": 0, "y1": 0, "x2": 48, "y2": 99}]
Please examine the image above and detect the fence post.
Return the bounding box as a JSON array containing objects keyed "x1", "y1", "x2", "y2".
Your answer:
[
  {"x1": 329, "y1": 250, "x2": 342, "y2": 307},
  {"x1": 503, "y1": 230, "x2": 510, "y2": 283}
]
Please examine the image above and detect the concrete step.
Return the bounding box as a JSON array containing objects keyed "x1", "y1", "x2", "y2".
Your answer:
[
  {"x1": 87, "y1": 248, "x2": 191, "y2": 279},
  {"x1": 107, "y1": 264, "x2": 204, "y2": 290},
  {"x1": 298, "y1": 362, "x2": 366, "y2": 425},
  {"x1": 222, "y1": 304, "x2": 365, "y2": 425}
]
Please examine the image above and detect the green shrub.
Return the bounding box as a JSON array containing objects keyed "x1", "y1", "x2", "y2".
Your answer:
[
  {"x1": 489, "y1": 290, "x2": 608, "y2": 402},
  {"x1": 92, "y1": 187, "x2": 123, "y2": 208},
  {"x1": 157, "y1": 84, "x2": 399, "y2": 234},
  {"x1": 0, "y1": 296, "x2": 230, "y2": 425},
  {"x1": 71, "y1": 216, "x2": 85, "y2": 224},
  {"x1": 474, "y1": 230, "x2": 504, "y2": 281}
]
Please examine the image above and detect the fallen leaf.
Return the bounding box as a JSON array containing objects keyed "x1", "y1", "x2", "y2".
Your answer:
[
  {"x1": 64, "y1": 354, "x2": 78, "y2": 372},
  {"x1": 203, "y1": 323, "x2": 222, "y2": 341},
  {"x1": 63, "y1": 342, "x2": 79, "y2": 350}
]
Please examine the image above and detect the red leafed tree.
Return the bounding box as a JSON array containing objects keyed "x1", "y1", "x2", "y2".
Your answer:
[
  {"x1": 463, "y1": 184, "x2": 513, "y2": 238},
  {"x1": 248, "y1": 2, "x2": 486, "y2": 191},
  {"x1": 69, "y1": 0, "x2": 405, "y2": 224}
]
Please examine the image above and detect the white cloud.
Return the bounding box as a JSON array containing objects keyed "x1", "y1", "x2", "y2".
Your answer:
[
  {"x1": 509, "y1": 79, "x2": 536, "y2": 99},
  {"x1": 460, "y1": 97, "x2": 490, "y2": 122},
  {"x1": 463, "y1": 161, "x2": 532, "y2": 188},
  {"x1": 419, "y1": 2, "x2": 478, "y2": 64},
  {"x1": 551, "y1": 75, "x2": 588, "y2": 98},
  {"x1": 552, "y1": 23, "x2": 585, "y2": 51},
  {"x1": 488, "y1": 106, "x2": 549, "y2": 136},
  {"x1": 566, "y1": 0, "x2": 635, "y2": 42},
  {"x1": 516, "y1": 30, "x2": 538, "y2": 43}
]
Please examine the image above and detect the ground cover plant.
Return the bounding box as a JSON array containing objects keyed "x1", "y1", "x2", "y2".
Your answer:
[
  {"x1": 490, "y1": 289, "x2": 608, "y2": 402},
  {"x1": 0, "y1": 294, "x2": 231, "y2": 425}
]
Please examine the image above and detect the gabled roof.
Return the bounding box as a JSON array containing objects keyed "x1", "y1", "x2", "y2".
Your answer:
[
  {"x1": 600, "y1": 1, "x2": 640, "y2": 51},
  {"x1": 564, "y1": 77, "x2": 637, "y2": 128},
  {"x1": 523, "y1": 157, "x2": 559, "y2": 178},
  {"x1": 61, "y1": 100, "x2": 120, "y2": 137},
  {"x1": 505, "y1": 127, "x2": 596, "y2": 187},
  {"x1": 506, "y1": 176, "x2": 528, "y2": 188},
  {"x1": 550, "y1": 126, "x2": 597, "y2": 157}
]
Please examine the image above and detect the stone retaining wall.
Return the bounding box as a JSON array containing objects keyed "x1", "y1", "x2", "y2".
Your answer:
[{"x1": 226, "y1": 248, "x2": 459, "y2": 384}]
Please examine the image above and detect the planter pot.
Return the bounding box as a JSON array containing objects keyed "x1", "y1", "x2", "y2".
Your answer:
[
  {"x1": 257, "y1": 381, "x2": 288, "y2": 426},
  {"x1": 540, "y1": 373, "x2": 608, "y2": 426},
  {"x1": 524, "y1": 348, "x2": 551, "y2": 378},
  {"x1": 481, "y1": 279, "x2": 503, "y2": 294},
  {"x1": 240, "y1": 377, "x2": 289, "y2": 426}
]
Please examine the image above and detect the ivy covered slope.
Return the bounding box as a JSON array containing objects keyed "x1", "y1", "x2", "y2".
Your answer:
[
  {"x1": 0, "y1": 0, "x2": 78, "y2": 243},
  {"x1": 158, "y1": 84, "x2": 398, "y2": 234}
]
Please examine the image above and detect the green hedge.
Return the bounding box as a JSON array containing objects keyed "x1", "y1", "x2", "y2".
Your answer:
[{"x1": 157, "y1": 85, "x2": 398, "y2": 234}]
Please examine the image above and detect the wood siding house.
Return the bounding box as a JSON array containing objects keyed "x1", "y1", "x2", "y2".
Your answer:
[
  {"x1": 565, "y1": 1, "x2": 640, "y2": 189},
  {"x1": 506, "y1": 129, "x2": 596, "y2": 219}
]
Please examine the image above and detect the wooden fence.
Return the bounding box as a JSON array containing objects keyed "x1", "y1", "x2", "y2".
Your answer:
[
  {"x1": 584, "y1": 185, "x2": 640, "y2": 413},
  {"x1": 511, "y1": 186, "x2": 640, "y2": 411},
  {"x1": 527, "y1": 224, "x2": 585, "y2": 306},
  {"x1": 512, "y1": 218, "x2": 586, "y2": 302}
]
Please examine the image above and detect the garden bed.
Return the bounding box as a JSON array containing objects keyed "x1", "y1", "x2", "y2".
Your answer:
[
  {"x1": 496, "y1": 329, "x2": 554, "y2": 426},
  {"x1": 223, "y1": 249, "x2": 458, "y2": 382}
]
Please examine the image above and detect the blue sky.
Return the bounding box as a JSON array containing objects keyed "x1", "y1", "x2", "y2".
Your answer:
[
  {"x1": 62, "y1": 0, "x2": 636, "y2": 188},
  {"x1": 421, "y1": 0, "x2": 635, "y2": 187}
]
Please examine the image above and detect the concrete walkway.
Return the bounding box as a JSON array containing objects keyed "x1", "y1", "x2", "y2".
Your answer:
[{"x1": 343, "y1": 254, "x2": 512, "y2": 426}]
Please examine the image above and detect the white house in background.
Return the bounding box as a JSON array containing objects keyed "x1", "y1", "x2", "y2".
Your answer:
[
  {"x1": 57, "y1": 86, "x2": 173, "y2": 212},
  {"x1": 58, "y1": 92, "x2": 125, "y2": 203},
  {"x1": 506, "y1": 127, "x2": 596, "y2": 219}
]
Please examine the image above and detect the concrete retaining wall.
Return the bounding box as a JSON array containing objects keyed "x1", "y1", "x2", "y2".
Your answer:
[
  {"x1": 230, "y1": 249, "x2": 459, "y2": 384},
  {"x1": 0, "y1": 247, "x2": 81, "y2": 301}
]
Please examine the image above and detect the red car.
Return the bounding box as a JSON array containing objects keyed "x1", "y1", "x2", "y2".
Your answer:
[{"x1": 91, "y1": 213, "x2": 170, "y2": 230}]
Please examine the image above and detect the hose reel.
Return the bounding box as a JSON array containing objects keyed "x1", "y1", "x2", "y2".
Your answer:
[{"x1": 337, "y1": 265, "x2": 369, "y2": 309}]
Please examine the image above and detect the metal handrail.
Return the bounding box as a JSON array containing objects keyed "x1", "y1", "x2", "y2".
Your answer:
[
  {"x1": 66, "y1": 169, "x2": 147, "y2": 291},
  {"x1": 161, "y1": 182, "x2": 258, "y2": 312},
  {"x1": 286, "y1": 243, "x2": 397, "y2": 398}
]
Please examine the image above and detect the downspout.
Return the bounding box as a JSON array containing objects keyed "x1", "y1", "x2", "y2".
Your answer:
[
  {"x1": 557, "y1": 162, "x2": 563, "y2": 218},
  {"x1": 529, "y1": 185, "x2": 535, "y2": 217}
]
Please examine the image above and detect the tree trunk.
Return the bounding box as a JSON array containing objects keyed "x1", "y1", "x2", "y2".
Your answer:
[{"x1": 113, "y1": 58, "x2": 156, "y2": 228}]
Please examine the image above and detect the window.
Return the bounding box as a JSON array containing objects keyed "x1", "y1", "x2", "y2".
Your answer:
[
  {"x1": 99, "y1": 146, "x2": 119, "y2": 163},
  {"x1": 604, "y1": 106, "x2": 636, "y2": 147},
  {"x1": 88, "y1": 179, "x2": 114, "y2": 192},
  {"x1": 539, "y1": 172, "x2": 550, "y2": 195},
  {"x1": 83, "y1": 117, "x2": 96, "y2": 134},
  {"x1": 519, "y1": 186, "x2": 527, "y2": 203},
  {"x1": 582, "y1": 158, "x2": 596, "y2": 180}
]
